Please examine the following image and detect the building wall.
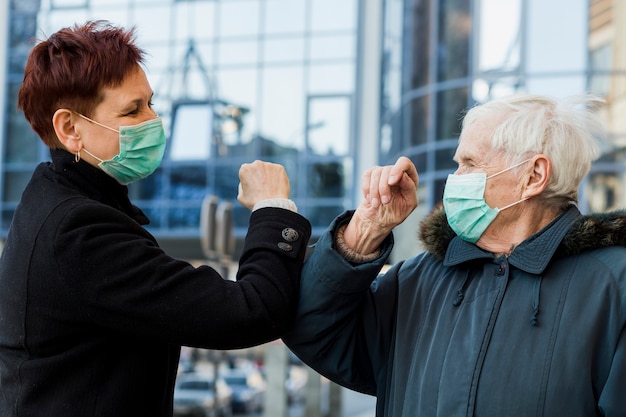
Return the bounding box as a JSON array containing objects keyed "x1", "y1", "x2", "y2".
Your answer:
[{"x1": 1, "y1": 0, "x2": 369, "y2": 259}]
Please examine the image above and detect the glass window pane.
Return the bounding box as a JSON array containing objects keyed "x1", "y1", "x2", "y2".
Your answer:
[
  {"x1": 408, "y1": 94, "x2": 429, "y2": 147},
  {"x1": 264, "y1": 0, "x2": 306, "y2": 35},
  {"x1": 260, "y1": 66, "x2": 304, "y2": 149},
  {"x1": 264, "y1": 37, "x2": 305, "y2": 63},
  {"x1": 169, "y1": 103, "x2": 213, "y2": 160},
  {"x1": 437, "y1": 0, "x2": 470, "y2": 81},
  {"x1": 218, "y1": 40, "x2": 258, "y2": 66},
  {"x1": 3, "y1": 172, "x2": 33, "y2": 202},
  {"x1": 133, "y1": 5, "x2": 174, "y2": 43},
  {"x1": 589, "y1": 44, "x2": 612, "y2": 96},
  {"x1": 525, "y1": 0, "x2": 586, "y2": 73},
  {"x1": 219, "y1": 0, "x2": 260, "y2": 38},
  {"x1": 2, "y1": 209, "x2": 16, "y2": 231},
  {"x1": 310, "y1": 0, "x2": 357, "y2": 32},
  {"x1": 307, "y1": 161, "x2": 346, "y2": 198},
  {"x1": 45, "y1": 10, "x2": 90, "y2": 31},
  {"x1": 436, "y1": 87, "x2": 467, "y2": 140},
  {"x1": 166, "y1": 164, "x2": 206, "y2": 228},
  {"x1": 307, "y1": 96, "x2": 350, "y2": 156},
  {"x1": 6, "y1": 81, "x2": 39, "y2": 163},
  {"x1": 408, "y1": 0, "x2": 431, "y2": 89},
  {"x1": 305, "y1": 203, "x2": 345, "y2": 229},
  {"x1": 526, "y1": 75, "x2": 586, "y2": 97},
  {"x1": 216, "y1": 68, "x2": 258, "y2": 141},
  {"x1": 91, "y1": 0, "x2": 130, "y2": 6},
  {"x1": 172, "y1": 2, "x2": 216, "y2": 41},
  {"x1": 308, "y1": 63, "x2": 354, "y2": 94},
  {"x1": 50, "y1": 0, "x2": 87, "y2": 8},
  {"x1": 435, "y1": 146, "x2": 457, "y2": 173},
  {"x1": 472, "y1": 76, "x2": 521, "y2": 102},
  {"x1": 310, "y1": 35, "x2": 355, "y2": 61},
  {"x1": 476, "y1": 0, "x2": 521, "y2": 72}
]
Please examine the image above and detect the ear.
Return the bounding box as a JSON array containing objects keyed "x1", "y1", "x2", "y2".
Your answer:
[
  {"x1": 52, "y1": 109, "x2": 82, "y2": 153},
  {"x1": 522, "y1": 154, "x2": 551, "y2": 198}
]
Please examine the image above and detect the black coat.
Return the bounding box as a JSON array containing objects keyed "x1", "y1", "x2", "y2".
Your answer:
[{"x1": 0, "y1": 149, "x2": 311, "y2": 416}]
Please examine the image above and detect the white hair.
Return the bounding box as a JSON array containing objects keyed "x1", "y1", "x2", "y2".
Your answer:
[{"x1": 462, "y1": 94, "x2": 605, "y2": 206}]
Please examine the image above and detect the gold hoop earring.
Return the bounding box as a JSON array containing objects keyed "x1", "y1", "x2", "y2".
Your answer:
[{"x1": 75, "y1": 149, "x2": 81, "y2": 163}]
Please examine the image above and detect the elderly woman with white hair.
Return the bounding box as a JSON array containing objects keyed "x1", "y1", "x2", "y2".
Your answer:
[{"x1": 281, "y1": 94, "x2": 626, "y2": 417}]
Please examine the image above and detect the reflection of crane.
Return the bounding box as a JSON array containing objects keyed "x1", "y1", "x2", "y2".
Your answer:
[
  {"x1": 156, "y1": 38, "x2": 218, "y2": 104},
  {"x1": 156, "y1": 39, "x2": 249, "y2": 152}
]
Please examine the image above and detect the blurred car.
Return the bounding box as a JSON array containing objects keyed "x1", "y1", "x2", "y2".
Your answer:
[
  {"x1": 221, "y1": 369, "x2": 266, "y2": 414},
  {"x1": 173, "y1": 373, "x2": 233, "y2": 417}
]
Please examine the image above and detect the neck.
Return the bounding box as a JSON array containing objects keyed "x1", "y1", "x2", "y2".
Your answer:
[{"x1": 475, "y1": 201, "x2": 561, "y2": 255}]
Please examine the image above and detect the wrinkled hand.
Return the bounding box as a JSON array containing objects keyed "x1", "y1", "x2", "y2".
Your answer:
[
  {"x1": 238, "y1": 160, "x2": 290, "y2": 210},
  {"x1": 343, "y1": 157, "x2": 419, "y2": 254}
]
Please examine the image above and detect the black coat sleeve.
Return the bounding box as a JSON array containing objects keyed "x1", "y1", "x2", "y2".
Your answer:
[{"x1": 48, "y1": 201, "x2": 311, "y2": 349}]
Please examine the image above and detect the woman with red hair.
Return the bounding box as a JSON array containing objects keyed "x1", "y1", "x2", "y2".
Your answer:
[{"x1": 0, "y1": 21, "x2": 310, "y2": 416}]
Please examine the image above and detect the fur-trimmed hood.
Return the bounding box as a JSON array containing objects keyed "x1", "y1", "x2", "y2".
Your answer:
[{"x1": 419, "y1": 205, "x2": 626, "y2": 261}]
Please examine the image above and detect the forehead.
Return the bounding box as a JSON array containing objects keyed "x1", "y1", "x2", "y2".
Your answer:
[
  {"x1": 99, "y1": 67, "x2": 152, "y2": 107},
  {"x1": 454, "y1": 119, "x2": 495, "y2": 162}
]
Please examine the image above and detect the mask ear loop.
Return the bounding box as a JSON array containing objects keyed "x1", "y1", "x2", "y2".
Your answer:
[
  {"x1": 496, "y1": 196, "x2": 530, "y2": 212},
  {"x1": 487, "y1": 158, "x2": 533, "y2": 180}
]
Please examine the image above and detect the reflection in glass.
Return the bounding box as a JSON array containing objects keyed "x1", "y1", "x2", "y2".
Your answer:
[
  {"x1": 3, "y1": 172, "x2": 32, "y2": 203},
  {"x1": 310, "y1": 0, "x2": 356, "y2": 32},
  {"x1": 436, "y1": 87, "x2": 467, "y2": 140},
  {"x1": 4, "y1": 0, "x2": 359, "y2": 244},
  {"x1": 435, "y1": 145, "x2": 458, "y2": 173},
  {"x1": 589, "y1": 44, "x2": 612, "y2": 96},
  {"x1": 437, "y1": 0, "x2": 470, "y2": 81},
  {"x1": 5, "y1": 84, "x2": 40, "y2": 164},
  {"x1": 307, "y1": 95, "x2": 350, "y2": 156},
  {"x1": 218, "y1": 40, "x2": 259, "y2": 66},
  {"x1": 264, "y1": 37, "x2": 306, "y2": 63},
  {"x1": 308, "y1": 64, "x2": 354, "y2": 93},
  {"x1": 408, "y1": 94, "x2": 430, "y2": 148},
  {"x1": 310, "y1": 35, "x2": 355, "y2": 61},
  {"x1": 50, "y1": 0, "x2": 87, "y2": 8},
  {"x1": 132, "y1": 5, "x2": 172, "y2": 43},
  {"x1": 2, "y1": 209, "x2": 16, "y2": 231},
  {"x1": 260, "y1": 66, "x2": 304, "y2": 147},
  {"x1": 172, "y1": 2, "x2": 216, "y2": 41},
  {"x1": 476, "y1": 0, "x2": 521, "y2": 73},
  {"x1": 409, "y1": 0, "x2": 431, "y2": 89},
  {"x1": 264, "y1": 0, "x2": 306, "y2": 35},
  {"x1": 219, "y1": 0, "x2": 260, "y2": 37},
  {"x1": 169, "y1": 102, "x2": 213, "y2": 161},
  {"x1": 308, "y1": 161, "x2": 345, "y2": 198}
]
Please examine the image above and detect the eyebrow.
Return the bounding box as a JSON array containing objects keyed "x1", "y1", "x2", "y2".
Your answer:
[{"x1": 119, "y1": 93, "x2": 154, "y2": 111}]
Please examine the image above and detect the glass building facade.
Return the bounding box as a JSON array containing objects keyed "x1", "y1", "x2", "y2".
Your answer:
[
  {"x1": 2, "y1": 0, "x2": 626, "y2": 261},
  {"x1": 3, "y1": 0, "x2": 361, "y2": 258}
]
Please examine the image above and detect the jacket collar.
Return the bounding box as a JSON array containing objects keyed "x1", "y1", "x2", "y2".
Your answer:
[
  {"x1": 49, "y1": 149, "x2": 150, "y2": 225},
  {"x1": 419, "y1": 204, "x2": 626, "y2": 274}
]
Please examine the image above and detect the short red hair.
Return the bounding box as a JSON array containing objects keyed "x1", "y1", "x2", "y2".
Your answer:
[{"x1": 17, "y1": 20, "x2": 146, "y2": 149}]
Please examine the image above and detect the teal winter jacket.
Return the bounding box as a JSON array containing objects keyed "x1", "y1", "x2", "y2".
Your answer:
[{"x1": 284, "y1": 206, "x2": 626, "y2": 417}]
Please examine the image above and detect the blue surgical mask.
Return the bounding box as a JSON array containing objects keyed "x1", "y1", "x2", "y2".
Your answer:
[
  {"x1": 443, "y1": 159, "x2": 532, "y2": 243},
  {"x1": 76, "y1": 113, "x2": 166, "y2": 185}
]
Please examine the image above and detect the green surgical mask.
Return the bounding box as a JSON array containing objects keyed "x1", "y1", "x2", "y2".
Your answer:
[
  {"x1": 443, "y1": 159, "x2": 532, "y2": 243},
  {"x1": 76, "y1": 113, "x2": 166, "y2": 185}
]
